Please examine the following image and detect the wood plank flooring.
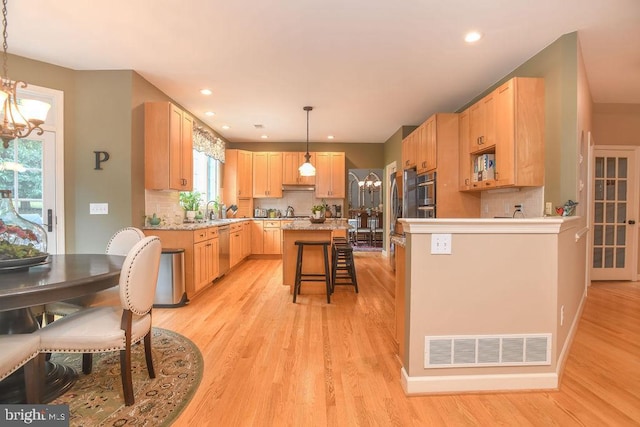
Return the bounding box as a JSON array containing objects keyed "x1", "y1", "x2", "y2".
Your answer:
[{"x1": 153, "y1": 254, "x2": 640, "y2": 426}]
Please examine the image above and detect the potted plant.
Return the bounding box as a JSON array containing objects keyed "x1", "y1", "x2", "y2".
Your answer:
[
  {"x1": 311, "y1": 204, "x2": 325, "y2": 219},
  {"x1": 179, "y1": 191, "x2": 202, "y2": 221}
]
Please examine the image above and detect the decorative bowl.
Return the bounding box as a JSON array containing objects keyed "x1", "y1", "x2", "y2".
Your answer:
[{"x1": 309, "y1": 217, "x2": 326, "y2": 224}]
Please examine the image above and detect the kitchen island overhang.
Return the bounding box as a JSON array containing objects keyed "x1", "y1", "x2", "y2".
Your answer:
[{"x1": 398, "y1": 216, "x2": 588, "y2": 394}]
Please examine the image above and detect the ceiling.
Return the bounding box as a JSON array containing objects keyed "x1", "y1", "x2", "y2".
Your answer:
[{"x1": 8, "y1": 1, "x2": 640, "y2": 144}]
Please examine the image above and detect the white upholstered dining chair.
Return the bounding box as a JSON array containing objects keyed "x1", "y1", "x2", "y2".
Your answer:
[
  {"x1": 0, "y1": 334, "x2": 43, "y2": 403},
  {"x1": 36, "y1": 236, "x2": 162, "y2": 406},
  {"x1": 44, "y1": 227, "x2": 146, "y2": 320}
]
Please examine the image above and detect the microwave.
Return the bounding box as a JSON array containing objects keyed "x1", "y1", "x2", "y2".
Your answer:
[{"x1": 417, "y1": 172, "x2": 436, "y2": 209}]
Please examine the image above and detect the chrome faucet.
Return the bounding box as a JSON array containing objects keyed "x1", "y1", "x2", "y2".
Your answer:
[{"x1": 204, "y1": 200, "x2": 219, "y2": 220}]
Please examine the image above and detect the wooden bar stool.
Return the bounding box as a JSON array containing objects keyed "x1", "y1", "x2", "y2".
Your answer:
[
  {"x1": 331, "y1": 239, "x2": 359, "y2": 294},
  {"x1": 293, "y1": 241, "x2": 332, "y2": 304}
]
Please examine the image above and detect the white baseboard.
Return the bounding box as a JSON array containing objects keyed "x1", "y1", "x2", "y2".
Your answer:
[{"x1": 401, "y1": 367, "x2": 558, "y2": 395}]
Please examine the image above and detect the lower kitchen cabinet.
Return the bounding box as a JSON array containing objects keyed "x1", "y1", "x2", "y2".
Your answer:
[
  {"x1": 263, "y1": 220, "x2": 282, "y2": 254},
  {"x1": 242, "y1": 221, "x2": 252, "y2": 258},
  {"x1": 230, "y1": 223, "x2": 243, "y2": 268},
  {"x1": 194, "y1": 228, "x2": 219, "y2": 293}
]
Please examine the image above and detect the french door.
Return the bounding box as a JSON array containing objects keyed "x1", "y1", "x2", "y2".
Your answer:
[
  {"x1": 591, "y1": 147, "x2": 638, "y2": 280},
  {"x1": 0, "y1": 84, "x2": 64, "y2": 254}
]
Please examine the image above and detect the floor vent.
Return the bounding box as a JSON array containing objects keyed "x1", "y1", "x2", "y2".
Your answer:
[{"x1": 424, "y1": 334, "x2": 551, "y2": 368}]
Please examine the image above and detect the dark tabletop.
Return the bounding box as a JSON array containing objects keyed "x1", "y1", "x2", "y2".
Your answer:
[{"x1": 0, "y1": 254, "x2": 125, "y2": 311}]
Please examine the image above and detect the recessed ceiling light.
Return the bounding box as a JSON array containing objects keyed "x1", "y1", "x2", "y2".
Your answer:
[
  {"x1": 261, "y1": 135, "x2": 268, "y2": 139},
  {"x1": 327, "y1": 135, "x2": 334, "y2": 140},
  {"x1": 205, "y1": 111, "x2": 215, "y2": 116},
  {"x1": 200, "y1": 89, "x2": 212, "y2": 95},
  {"x1": 221, "y1": 125, "x2": 230, "y2": 130},
  {"x1": 464, "y1": 31, "x2": 482, "y2": 43}
]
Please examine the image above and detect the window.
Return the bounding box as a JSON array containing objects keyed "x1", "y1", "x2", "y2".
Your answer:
[{"x1": 192, "y1": 150, "x2": 220, "y2": 203}]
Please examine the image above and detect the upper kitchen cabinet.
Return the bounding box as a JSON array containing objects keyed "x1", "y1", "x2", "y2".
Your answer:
[
  {"x1": 460, "y1": 77, "x2": 544, "y2": 190},
  {"x1": 283, "y1": 152, "x2": 316, "y2": 186},
  {"x1": 468, "y1": 90, "x2": 496, "y2": 154},
  {"x1": 223, "y1": 149, "x2": 253, "y2": 200},
  {"x1": 417, "y1": 118, "x2": 437, "y2": 174},
  {"x1": 144, "y1": 102, "x2": 193, "y2": 191},
  {"x1": 253, "y1": 152, "x2": 283, "y2": 198},
  {"x1": 315, "y1": 152, "x2": 345, "y2": 199},
  {"x1": 401, "y1": 130, "x2": 418, "y2": 170}
]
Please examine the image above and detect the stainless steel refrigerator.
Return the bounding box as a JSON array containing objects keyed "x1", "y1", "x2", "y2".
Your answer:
[{"x1": 402, "y1": 168, "x2": 418, "y2": 218}]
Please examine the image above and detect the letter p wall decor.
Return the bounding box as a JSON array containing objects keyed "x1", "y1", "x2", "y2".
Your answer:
[{"x1": 94, "y1": 151, "x2": 110, "y2": 170}]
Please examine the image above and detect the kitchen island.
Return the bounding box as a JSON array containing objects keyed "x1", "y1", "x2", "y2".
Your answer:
[
  {"x1": 281, "y1": 219, "x2": 351, "y2": 294},
  {"x1": 398, "y1": 216, "x2": 588, "y2": 395}
]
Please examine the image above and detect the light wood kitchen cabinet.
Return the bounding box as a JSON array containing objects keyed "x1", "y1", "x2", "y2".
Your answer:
[
  {"x1": 283, "y1": 152, "x2": 316, "y2": 185},
  {"x1": 458, "y1": 110, "x2": 473, "y2": 191},
  {"x1": 468, "y1": 91, "x2": 496, "y2": 154},
  {"x1": 230, "y1": 223, "x2": 243, "y2": 268},
  {"x1": 145, "y1": 226, "x2": 219, "y2": 299},
  {"x1": 417, "y1": 117, "x2": 437, "y2": 174},
  {"x1": 223, "y1": 149, "x2": 253, "y2": 217},
  {"x1": 401, "y1": 130, "x2": 418, "y2": 170},
  {"x1": 461, "y1": 77, "x2": 545, "y2": 191},
  {"x1": 263, "y1": 220, "x2": 282, "y2": 254},
  {"x1": 251, "y1": 220, "x2": 264, "y2": 254},
  {"x1": 144, "y1": 101, "x2": 193, "y2": 191},
  {"x1": 315, "y1": 152, "x2": 345, "y2": 199},
  {"x1": 253, "y1": 152, "x2": 283, "y2": 198},
  {"x1": 242, "y1": 221, "x2": 252, "y2": 258},
  {"x1": 194, "y1": 228, "x2": 219, "y2": 294}
]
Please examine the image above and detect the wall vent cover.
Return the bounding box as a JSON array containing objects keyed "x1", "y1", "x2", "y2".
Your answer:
[{"x1": 424, "y1": 333, "x2": 551, "y2": 368}]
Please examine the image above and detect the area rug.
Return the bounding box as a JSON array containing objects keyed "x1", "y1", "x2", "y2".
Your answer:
[{"x1": 50, "y1": 327, "x2": 203, "y2": 426}]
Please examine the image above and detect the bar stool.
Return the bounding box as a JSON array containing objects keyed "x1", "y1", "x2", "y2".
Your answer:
[
  {"x1": 331, "y1": 238, "x2": 359, "y2": 294},
  {"x1": 293, "y1": 240, "x2": 332, "y2": 304}
]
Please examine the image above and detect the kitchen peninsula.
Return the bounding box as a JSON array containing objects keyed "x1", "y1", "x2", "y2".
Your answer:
[
  {"x1": 397, "y1": 216, "x2": 588, "y2": 395},
  {"x1": 281, "y1": 219, "x2": 351, "y2": 294}
]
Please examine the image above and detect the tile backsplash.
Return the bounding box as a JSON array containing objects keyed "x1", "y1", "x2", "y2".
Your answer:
[
  {"x1": 480, "y1": 186, "x2": 544, "y2": 218},
  {"x1": 145, "y1": 189, "x2": 345, "y2": 221},
  {"x1": 254, "y1": 190, "x2": 344, "y2": 217}
]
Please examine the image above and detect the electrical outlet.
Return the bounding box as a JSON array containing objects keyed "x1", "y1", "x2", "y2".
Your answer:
[
  {"x1": 431, "y1": 234, "x2": 452, "y2": 254},
  {"x1": 503, "y1": 202, "x2": 510, "y2": 215},
  {"x1": 484, "y1": 203, "x2": 489, "y2": 214},
  {"x1": 89, "y1": 203, "x2": 109, "y2": 215},
  {"x1": 545, "y1": 202, "x2": 552, "y2": 216}
]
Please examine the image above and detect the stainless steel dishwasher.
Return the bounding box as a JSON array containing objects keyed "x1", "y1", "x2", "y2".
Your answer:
[{"x1": 218, "y1": 225, "x2": 230, "y2": 277}]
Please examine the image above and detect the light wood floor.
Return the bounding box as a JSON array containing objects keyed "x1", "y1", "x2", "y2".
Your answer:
[{"x1": 153, "y1": 253, "x2": 640, "y2": 426}]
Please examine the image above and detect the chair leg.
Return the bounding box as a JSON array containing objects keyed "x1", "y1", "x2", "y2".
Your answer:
[
  {"x1": 144, "y1": 331, "x2": 155, "y2": 379},
  {"x1": 23, "y1": 353, "x2": 43, "y2": 404},
  {"x1": 82, "y1": 353, "x2": 93, "y2": 374},
  {"x1": 120, "y1": 345, "x2": 134, "y2": 406}
]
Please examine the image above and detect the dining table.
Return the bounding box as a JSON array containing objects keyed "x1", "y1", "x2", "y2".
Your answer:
[{"x1": 0, "y1": 253, "x2": 125, "y2": 403}]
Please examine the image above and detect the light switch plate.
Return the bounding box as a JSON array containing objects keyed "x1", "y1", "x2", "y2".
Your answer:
[
  {"x1": 90, "y1": 203, "x2": 108, "y2": 215},
  {"x1": 431, "y1": 233, "x2": 452, "y2": 254}
]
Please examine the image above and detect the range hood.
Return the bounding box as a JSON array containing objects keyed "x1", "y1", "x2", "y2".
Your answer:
[{"x1": 282, "y1": 184, "x2": 315, "y2": 191}]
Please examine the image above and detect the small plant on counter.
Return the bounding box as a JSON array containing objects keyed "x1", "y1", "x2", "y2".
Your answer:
[{"x1": 179, "y1": 191, "x2": 202, "y2": 212}]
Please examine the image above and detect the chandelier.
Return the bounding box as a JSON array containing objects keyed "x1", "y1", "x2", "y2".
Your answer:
[
  {"x1": 298, "y1": 106, "x2": 316, "y2": 177},
  {"x1": 358, "y1": 171, "x2": 382, "y2": 191},
  {"x1": 0, "y1": 0, "x2": 51, "y2": 149}
]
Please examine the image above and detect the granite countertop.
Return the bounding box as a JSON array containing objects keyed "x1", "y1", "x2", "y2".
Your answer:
[
  {"x1": 144, "y1": 216, "x2": 348, "y2": 231},
  {"x1": 390, "y1": 233, "x2": 406, "y2": 247},
  {"x1": 281, "y1": 219, "x2": 352, "y2": 231},
  {"x1": 143, "y1": 217, "x2": 249, "y2": 231}
]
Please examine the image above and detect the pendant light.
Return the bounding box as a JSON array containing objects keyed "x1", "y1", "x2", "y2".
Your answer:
[
  {"x1": 298, "y1": 106, "x2": 316, "y2": 177},
  {"x1": 0, "y1": 0, "x2": 51, "y2": 149}
]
